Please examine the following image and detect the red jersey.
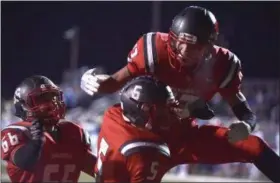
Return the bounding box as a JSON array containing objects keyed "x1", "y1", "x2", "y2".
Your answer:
[
  {"x1": 94, "y1": 104, "x2": 185, "y2": 183},
  {"x1": 95, "y1": 105, "x2": 271, "y2": 183},
  {"x1": 1, "y1": 120, "x2": 96, "y2": 183},
  {"x1": 126, "y1": 32, "x2": 243, "y2": 119}
]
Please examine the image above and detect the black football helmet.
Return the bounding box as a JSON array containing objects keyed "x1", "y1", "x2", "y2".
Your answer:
[
  {"x1": 168, "y1": 6, "x2": 219, "y2": 70},
  {"x1": 14, "y1": 75, "x2": 66, "y2": 125},
  {"x1": 120, "y1": 76, "x2": 175, "y2": 130}
]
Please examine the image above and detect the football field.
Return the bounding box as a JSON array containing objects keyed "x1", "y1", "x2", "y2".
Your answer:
[
  {"x1": 1, "y1": 171, "x2": 94, "y2": 183},
  {"x1": 1, "y1": 163, "x2": 265, "y2": 182},
  {"x1": 2, "y1": 170, "x2": 264, "y2": 182},
  {"x1": 78, "y1": 172, "x2": 95, "y2": 182}
]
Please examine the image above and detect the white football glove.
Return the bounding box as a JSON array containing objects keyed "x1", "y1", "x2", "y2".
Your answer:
[
  {"x1": 80, "y1": 68, "x2": 110, "y2": 96},
  {"x1": 227, "y1": 121, "x2": 252, "y2": 144}
]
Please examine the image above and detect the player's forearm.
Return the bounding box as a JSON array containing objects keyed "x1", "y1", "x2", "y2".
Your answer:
[
  {"x1": 225, "y1": 91, "x2": 257, "y2": 131},
  {"x1": 12, "y1": 141, "x2": 42, "y2": 170},
  {"x1": 232, "y1": 100, "x2": 256, "y2": 131},
  {"x1": 98, "y1": 76, "x2": 125, "y2": 93},
  {"x1": 98, "y1": 67, "x2": 132, "y2": 93}
]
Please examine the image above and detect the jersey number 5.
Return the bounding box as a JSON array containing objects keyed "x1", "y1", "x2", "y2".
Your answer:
[
  {"x1": 1, "y1": 132, "x2": 19, "y2": 153},
  {"x1": 147, "y1": 161, "x2": 159, "y2": 180}
]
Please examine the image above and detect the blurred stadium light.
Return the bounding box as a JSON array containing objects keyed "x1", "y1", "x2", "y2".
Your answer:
[
  {"x1": 151, "y1": 1, "x2": 161, "y2": 31},
  {"x1": 64, "y1": 26, "x2": 80, "y2": 70}
]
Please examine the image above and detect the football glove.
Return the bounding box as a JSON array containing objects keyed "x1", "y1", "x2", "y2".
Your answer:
[
  {"x1": 227, "y1": 121, "x2": 251, "y2": 144},
  {"x1": 80, "y1": 68, "x2": 110, "y2": 96}
]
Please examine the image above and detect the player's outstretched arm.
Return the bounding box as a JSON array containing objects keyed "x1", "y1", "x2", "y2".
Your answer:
[
  {"x1": 219, "y1": 66, "x2": 256, "y2": 143},
  {"x1": 218, "y1": 59, "x2": 256, "y2": 134},
  {"x1": 217, "y1": 52, "x2": 256, "y2": 143},
  {"x1": 81, "y1": 34, "x2": 148, "y2": 96},
  {"x1": 98, "y1": 66, "x2": 132, "y2": 93},
  {"x1": 81, "y1": 64, "x2": 133, "y2": 96},
  {"x1": 221, "y1": 89, "x2": 256, "y2": 143},
  {"x1": 226, "y1": 91, "x2": 256, "y2": 128}
]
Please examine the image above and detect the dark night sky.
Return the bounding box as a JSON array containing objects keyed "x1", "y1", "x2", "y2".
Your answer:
[{"x1": 1, "y1": 1, "x2": 279, "y2": 99}]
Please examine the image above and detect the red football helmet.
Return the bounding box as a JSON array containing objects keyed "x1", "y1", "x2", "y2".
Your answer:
[{"x1": 14, "y1": 75, "x2": 66, "y2": 126}]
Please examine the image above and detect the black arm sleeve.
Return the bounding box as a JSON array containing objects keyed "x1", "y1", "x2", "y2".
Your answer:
[
  {"x1": 13, "y1": 140, "x2": 42, "y2": 170},
  {"x1": 232, "y1": 101, "x2": 257, "y2": 131}
]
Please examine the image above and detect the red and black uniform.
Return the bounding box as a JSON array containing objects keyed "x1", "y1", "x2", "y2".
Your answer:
[
  {"x1": 95, "y1": 105, "x2": 173, "y2": 182},
  {"x1": 126, "y1": 32, "x2": 242, "y2": 120},
  {"x1": 95, "y1": 104, "x2": 269, "y2": 183},
  {"x1": 1, "y1": 121, "x2": 96, "y2": 183}
]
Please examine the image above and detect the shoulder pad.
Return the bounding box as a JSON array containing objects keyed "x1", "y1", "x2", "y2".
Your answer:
[
  {"x1": 219, "y1": 51, "x2": 241, "y2": 88},
  {"x1": 143, "y1": 32, "x2": 158, "y2": 73},
  {"x1": 214, "y1": 46, "x2": 241, "y2": 88},
  {"x1": 2, "y1": 124, "x2": 31, "y2": 139},
  {"x1": 58, "y1": 120, "x2": 85, "y2": 139},
  {"x1": 158, "y1": 32, "x2": 168, "y2": 42},
  {"x1": 58, "y1": 120, "x2": 84, "y2": 131},
  {"x1": 119, "y1": 140, "x2": 170, "y2": 157},
  {"x1": 58, "y1": 120, "x2": 77, "y2": 125}
]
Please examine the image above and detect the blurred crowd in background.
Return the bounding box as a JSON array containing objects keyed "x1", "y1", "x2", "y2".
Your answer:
[{"x1": 1, "y1": 67, "x2": 279, "y2": 180}]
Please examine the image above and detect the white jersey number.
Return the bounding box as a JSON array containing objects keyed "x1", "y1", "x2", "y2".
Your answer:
[
  {"x1": 147, "y1": 161, "x2": 159, "y2": 180},
  {"x1": 1, "y1": 132, "x2": 19, "y2": 153},
  {"x1": 96, "y1": 138, "x2": 109, "y2": 173},
  {"x1": 43, "y1": 164, "x2": 76, "y2": 182}
]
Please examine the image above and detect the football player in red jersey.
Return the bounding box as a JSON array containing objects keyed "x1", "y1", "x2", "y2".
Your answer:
[
  {"x1": 95, "y1": 76, "x2": 280, "y2": 183},
  {"x1": 1, "y1": 75, "x2": 97, "y2": 183},
  {"x1": 81, "y1": 6, "x2": 280, "y2": 182},
  {"x1": 80, "y1": 6, "x2": 252, "y2": 141},
  {"x1": 95, "y1": 76, "x2": 176, "y2": 183}
]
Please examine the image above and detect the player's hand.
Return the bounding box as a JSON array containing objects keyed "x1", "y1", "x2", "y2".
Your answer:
[
  {"x1": 227, "y1": 121, "x2": 251, "y2": 144},
  {"x1": 30, "y1": 119, "x2": 44, "y2": 145},
  {"x1": 188, "y1": 99, "x2": 215, "y2": 120},
  {"x1": 80, "y1": 68, "x2": 110, "y2": 96}
]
